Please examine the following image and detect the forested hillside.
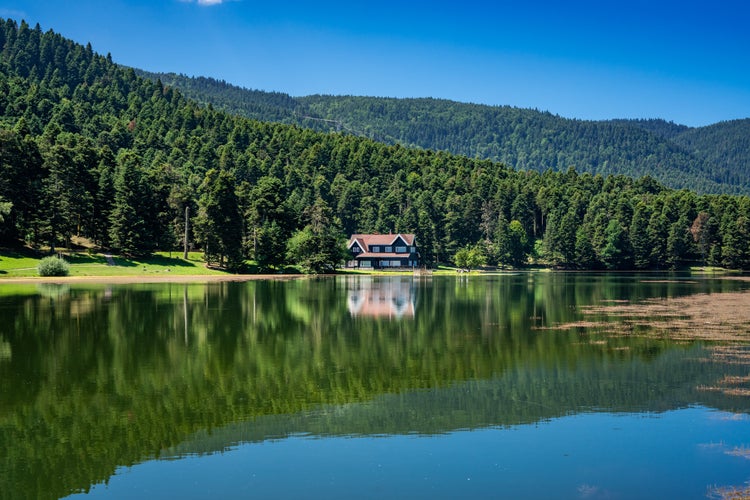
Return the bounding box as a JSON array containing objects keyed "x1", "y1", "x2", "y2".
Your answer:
[
  {"x1": 135, "y1": 70, "x2": 336, "y2": 133},
  {"x1": 3, "y1": 18, "x2": 750, "y2": 271},
  {"x1": 139, "y1": 71, "x2": 750, "y2": 195},
  {"x1": 670, "y1": 119, "x2": 750, "y2": 187},
  {"x1": 135, "y1": 70, "x2": 319, "y2": 129},
  {"x1": 610, "y1": 118, "x2": 691, "y2": 140}
]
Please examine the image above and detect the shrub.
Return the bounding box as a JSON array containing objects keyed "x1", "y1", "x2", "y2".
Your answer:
[{"x1": 38, "y1": 256, "x2": 70, "y2": 277}]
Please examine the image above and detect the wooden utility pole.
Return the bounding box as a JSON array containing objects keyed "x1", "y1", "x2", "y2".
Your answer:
[{"x1": 183, "y1": 205, "x2": 189, "y2": 259}]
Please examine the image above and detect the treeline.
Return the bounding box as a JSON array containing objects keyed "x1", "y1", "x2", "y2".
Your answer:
[
  {"x1": 2, "y1": 18, "x2": 750, "y2": 270},
  {"x1": 134, "y1": 70, "x2": 310, "y2": 127},
  {"x1": 136, "y1": 71, "x2": 750, "y2": 195}
]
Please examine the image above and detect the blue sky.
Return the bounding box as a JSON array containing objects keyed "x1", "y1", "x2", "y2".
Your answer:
[{"x1": 2, "y1": 0, "x2": 749, "y2": 126}]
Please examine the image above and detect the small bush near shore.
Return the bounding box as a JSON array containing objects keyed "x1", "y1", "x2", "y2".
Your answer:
[{"x1": 38, "y1": 256, "x2": 70, "y2": 277}]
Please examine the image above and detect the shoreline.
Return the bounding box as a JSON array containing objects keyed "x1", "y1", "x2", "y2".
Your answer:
[
  {"x1": 0, "y1": 274, "x2": 312, "y2": 285},
  {"x1": 0, "y1": 269, "x2": 747, "y2": 286}
]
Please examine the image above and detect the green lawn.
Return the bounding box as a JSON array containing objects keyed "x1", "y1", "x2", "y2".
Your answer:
[
  {"x1": 1, "y1": 248, "x2": 476, "y2": 279},
  {"x1": 0, "y1": 248, "x2": 45, "y2": 277},
  {"x1": 0, "y1": 249, "x2": 231, "y2": 278}
]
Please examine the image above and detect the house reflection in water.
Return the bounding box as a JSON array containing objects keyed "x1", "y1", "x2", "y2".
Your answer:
[{"x1": 346, "y1": 277, "x2": 416, "y2": 319}]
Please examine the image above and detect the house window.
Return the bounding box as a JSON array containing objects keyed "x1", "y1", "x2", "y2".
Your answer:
[
  {"x1": 410, "y1": 246, "x2": 416, "y2": 253},
  {"x1": 385, "y1": 246, "x2": 392, "y2": 252},
  {"x1": 390, "y1": 260, "x2": 401, "y2": 267},
  {"x1": 372, "y1": 246, "x2": 380, "y2": 253},
  {"x1": 380, "y1": 260, "x2": 389, "y2": 267},
  {"x1": 395, "y1": 246, "x2": 406, "y2": 253},
  {"x1": 361, "y1": 261, "x2": 372, "y2": 268},
  {"x1": 351, "y1": 246, "x2": 360, "y2": 253}
]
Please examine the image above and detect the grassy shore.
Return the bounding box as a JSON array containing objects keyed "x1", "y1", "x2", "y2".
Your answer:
[
  {"x1": 0, "y1": 247, "x2": 467, "y2": 281},
  {"x1": 0, "y1": 248, "x2": 234, "y2": 279},
  {"x1": 6, "y1": 247, "x2": 723, "y2": 282}
]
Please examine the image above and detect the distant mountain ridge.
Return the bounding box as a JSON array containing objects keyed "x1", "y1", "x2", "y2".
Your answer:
[{"x1": 139, "y1": 70, "x2": 750, "y2": 195}]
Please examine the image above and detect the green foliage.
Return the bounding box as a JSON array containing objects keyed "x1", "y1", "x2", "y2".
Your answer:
[
  {"x1": 505, "y1": 219, "x2": 530, "y2": 266},
  {"x1": 131, "y1": 72, "x2": 750, "y2": 195},
  {"x1": 242, "y1": 175, "x2": 290, "y2": 269},
  {"x1": 1, "y1": 17, "x2": 750, "y2": 273},
  {"x1": 108, "y1": 151, "x2": 156, "y2": 257},
  {"x1": 454, "y1": 245, "x2": 487, "y2": 270},
  {"x1": 285, "y1": 197, "x2": 347, "y2": 273},
  {"x1": 629, "y1": 203, "x2": 652, "y2": 269},
  {"x1": 37, "y1": 255, "x2": 69, "y2": 276},
  {"x1": 0, "y1": 199, "x2": 10, "y2": 224},
  {"x1": 195, "y1": 169, "x2": 244, "y2": 270},
  {"x1": 136, "y1": 70, "x2": 311, "y2": 127},
  {"x1": 285, "y1": 226, "x2": 317, "y2": 270},
  {"x1": 600, "y1": 219, "x2": 630, "y2": 270}
]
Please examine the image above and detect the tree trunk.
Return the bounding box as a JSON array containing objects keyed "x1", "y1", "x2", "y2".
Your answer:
[{"x1": 183, "y1": 205, "x2": 189, "y2": 259}]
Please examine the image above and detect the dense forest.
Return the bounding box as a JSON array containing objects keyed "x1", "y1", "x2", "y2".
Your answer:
[
  {"x1": 3, "y1": 18, "x2": 750, "y2": 271},
  {"x1": 141, "y1": 70, "x2": 750, "y2": 196}
]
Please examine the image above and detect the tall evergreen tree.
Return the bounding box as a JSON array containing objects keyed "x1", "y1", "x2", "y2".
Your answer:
[
  {"x1": 666, "y1": 215, "x2": 693, "y2": 269},
  {"x1": 286, "y1": 196, "x2": 347, "y2": 273},
  {"x1": 600, "y1": 219, "x2": 631, "y2": 270},
  {"x1": 109, "y1": 150, "x2": 156, "y2": 256},
  {"x1": 0, "y1": 125, "x2": 44, "y2": 243},
  {"x1": 630, "y1": 203, "x2": 652, "y2": 269},
  {"x1": 575, "y1": 224, "x2": 597, "y2": 269},
  {"x1": 195, "y1": 168, "x2": 244, "y2": 270}
]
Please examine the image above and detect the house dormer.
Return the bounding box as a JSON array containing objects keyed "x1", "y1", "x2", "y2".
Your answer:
[{"x1": 391, "y1": 235, "x2": 408, "y2": 253}]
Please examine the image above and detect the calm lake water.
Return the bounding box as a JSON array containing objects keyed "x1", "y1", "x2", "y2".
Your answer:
[{"x1": 1, "y1": 273, "x2": 750, "y2": 499}]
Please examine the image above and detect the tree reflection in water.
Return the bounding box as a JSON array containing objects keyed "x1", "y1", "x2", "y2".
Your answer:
[{"x1": 0, "y1": 274, "x2": 749, "y2": 499}]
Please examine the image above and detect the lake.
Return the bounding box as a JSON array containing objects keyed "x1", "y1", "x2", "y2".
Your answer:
[{"x1": 1, "y1": 273, "x2": 750, "y2": 499}]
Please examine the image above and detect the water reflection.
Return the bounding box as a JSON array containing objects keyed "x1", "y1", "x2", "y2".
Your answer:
[
  {"x1": 346, "y1": 276, "x2": 415, "y2": 318},
  {"x1": 0, "y1": 274, "x2": 749, "y2": 499}
]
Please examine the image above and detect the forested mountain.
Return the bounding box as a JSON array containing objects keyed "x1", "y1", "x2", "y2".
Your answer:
[
  {"x1": 610, "y1": 118, "x2": 691, "y2": 140},
  {"x1": 135, "y1": 70, "x2": 337, "y2": 133},
  {"x1": 139, "y1": 71, "x2": 750, "y2": 195},
  {"x1": 670, "y1": 119, "x2": 750, "y2": 187},
  {"x1": 3, "y1": 18, "x2": 750, "y2": 271},
  {"x1": 134, "y1": 70, "x2": 313, "y2": 127}
]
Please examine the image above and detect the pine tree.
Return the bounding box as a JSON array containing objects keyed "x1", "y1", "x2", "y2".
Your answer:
[
  {"x1": 630, "y1": 203, "x2": 651, "y2": 269},
  {"x1": 109, "y1": 151, "x2": 156, "y2": 257},
  {"x1": 286, "y1": 197, "x2": 347, "y2": 273},
  {"x1": 666, "y1": 215, "x2": 693, "y2": 269},
  {"x1": 647, "y1": 211, "x2": 668, "y2": 269},
  {"x1": 600, "y1": 219, "x2": 631, "y2": 270},
  {"x1": 575, "y1": 224, "x2": 597, "y2": 269},
  {"x1": 195, "y1": 169, "x2": 244, "y2": 270}
]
